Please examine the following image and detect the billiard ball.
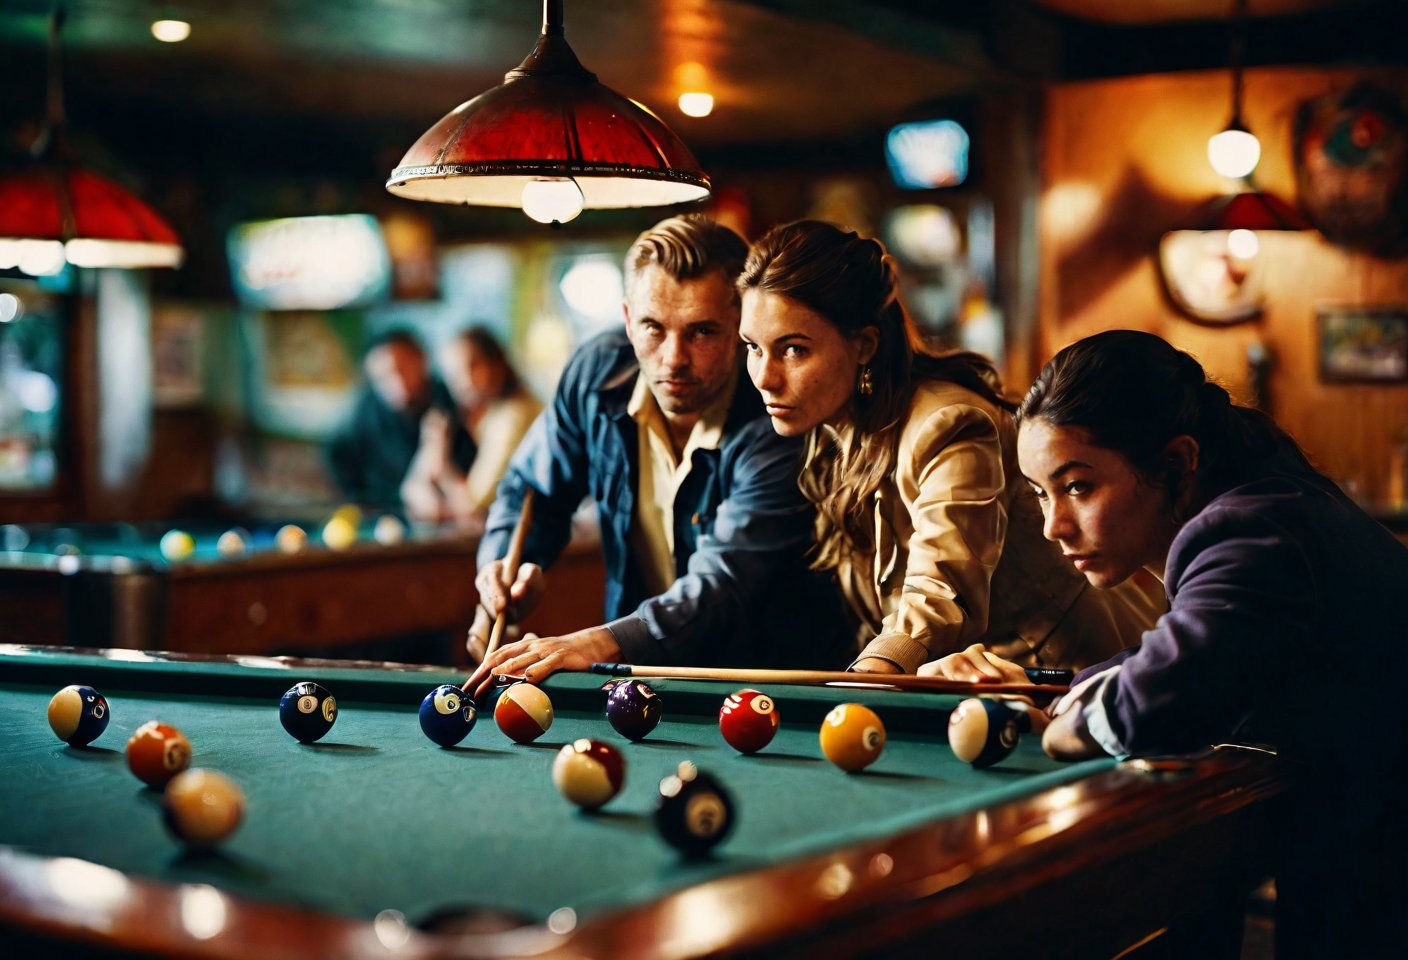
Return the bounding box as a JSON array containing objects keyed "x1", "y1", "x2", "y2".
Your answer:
[
  {"x1": 47, "y1": 684, "x2": 110, "y2": 746},
  {"x1": 419, "y1": 684, "x2": 478, "y2": 747},
  {"x1": 718, "y1": 688, "x2": 779, "y2": 754},
  {"x1": 162, "y1": 768, "x2": 244, "y2": 848},
  {"x1": 373, "y1": 514, "x2": 406, "y2": 545},
  {"x1": 605, "y1": 679, "x2": 662, "y2": 741},
  {"x1": 819, "y1": 703, "x2": 886, "y2": 772},
  {"x1": 216, "y1": 528, "x2": 249, "y2": 557},
  {"x1": 125, "y1": 720, "x2": 192, "y2": 788},
  {"x1": 948, "y1": 697, "x2": 1034, "y2": 768},
  {"x1": 279, "y1": 681, "x2": 338, "y2": 743},
  {"x1": 494, "y1": 682, "x2": 554, "y2": 743},
  {"x1": 159, "y1": 529, "x2": 195, "y2": 562},
  {"x1": 655, "y1": 761, "x2": 735, "y2": 856},
  {"x1": 274, "y1": 524, "x2": 308, "y2": 554},
  {"x1": 552, "y1": 738, "x2": 625, "y2": 810},
  {"x1": 321, "y1": 515, "x2": 358, "y2": 551}
]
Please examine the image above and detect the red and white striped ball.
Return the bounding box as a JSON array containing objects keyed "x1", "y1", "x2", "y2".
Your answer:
[
  {"x1": 494, "y1": 682, "x2": 554, "y2": 743},
  {"x1": 552, "y1": 738, "x2": 625, "y2": 809}
]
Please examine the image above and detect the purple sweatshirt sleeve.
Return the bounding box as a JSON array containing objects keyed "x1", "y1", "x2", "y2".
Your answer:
[{"x1": 1060, "y1": 504, "x2": 1318, "y2": 756}]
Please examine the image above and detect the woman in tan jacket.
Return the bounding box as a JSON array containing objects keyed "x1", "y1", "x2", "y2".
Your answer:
[{"x1": 737, "y1": 221, "x2": 1163, "y2": 674}]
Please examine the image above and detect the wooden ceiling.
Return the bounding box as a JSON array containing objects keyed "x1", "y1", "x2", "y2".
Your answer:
[{"x1": 1, "y1": 0, "x2": 1399, "y2": 160}]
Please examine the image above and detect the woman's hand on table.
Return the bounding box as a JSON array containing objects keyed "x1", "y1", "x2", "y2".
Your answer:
[
  {"x1": 467, "y1": 627, "x2": 623, "y2": 700},
  {"x1": 918, "y1": 644, "x2": 1030, "y2": 684}
]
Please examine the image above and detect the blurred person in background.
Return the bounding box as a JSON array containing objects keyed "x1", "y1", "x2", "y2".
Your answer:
[{"x1": 402, "y1": 326, "x2": 541, "y2": 528}]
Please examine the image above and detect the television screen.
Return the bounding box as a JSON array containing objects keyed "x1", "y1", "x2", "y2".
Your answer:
[
  {"x1": 886, "y1": 119, "x2": 970, "y2": 190},
  {"x1": 228, "y1": 214, "x2": 391, "y2": 310}
]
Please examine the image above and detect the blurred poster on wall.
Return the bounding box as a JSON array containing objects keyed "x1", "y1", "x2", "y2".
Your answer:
[
  {"x1": 244, "y1": 310, "x2": 361, "y2": 439},
  {"x1": 151, "y1": 302, "x2": 216, "y2": 408}
]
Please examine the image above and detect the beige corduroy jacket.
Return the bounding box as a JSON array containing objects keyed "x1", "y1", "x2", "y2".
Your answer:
[{"x1": 837, "y1": 379, "x2": 1166, "y2": 673}]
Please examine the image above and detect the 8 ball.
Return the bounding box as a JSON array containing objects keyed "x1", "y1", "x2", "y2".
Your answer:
[
  {"x1": 604, "y1": 679, "x2": 662, "y2": 741},
  {"x1": 655, "y1": 761, "x2": 735, "y2": 856},
  {"x1": 279, "y1": 681, "x2": 338, "y2": 743}
]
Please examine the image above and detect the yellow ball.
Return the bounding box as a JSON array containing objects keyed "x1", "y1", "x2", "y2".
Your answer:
[
  {"x1": 159, "y1": 530, "x2": 195, "y2": 562},
  {"x1": 274, "y1": 524, "x2": 308, "y2": 554},
  {"x1": 321, "y1": 516, "x2": 358, "y2": 551},
  {"x1": 330, "y1": 504, "x2": 363, "y2": 527},
  {"x1": 162, "y1": 768, "x2": 244, "y2": 847},
  {"x1": 819, "y1": 703, "x2": 886, "y2": 772}
]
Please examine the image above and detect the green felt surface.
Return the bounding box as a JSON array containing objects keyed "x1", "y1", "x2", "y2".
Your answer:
[{"x1": 0, "y1": 652, "x2": 1114, "y2": 929}]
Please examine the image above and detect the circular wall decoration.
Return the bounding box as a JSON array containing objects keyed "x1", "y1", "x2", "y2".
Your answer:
[{"x1": 1294, "y1": 82, "x2": 1408, "y2": 254}]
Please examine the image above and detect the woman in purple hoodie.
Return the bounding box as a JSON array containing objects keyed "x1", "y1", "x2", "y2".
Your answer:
[{"x1": 929, "y1": 329, "x2": 1408, "y2": 960}]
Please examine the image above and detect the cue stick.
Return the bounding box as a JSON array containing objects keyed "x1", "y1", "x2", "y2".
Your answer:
[
  {"x1": 467, "y1": 488, "x2": 536, "y2": 684},
  {"x1": 587, "y1": 663, "x2": 1070, "y2": 699}
]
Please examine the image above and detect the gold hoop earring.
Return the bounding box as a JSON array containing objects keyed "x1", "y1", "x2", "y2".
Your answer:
[{"x1": 857, "y1": 365, "x2": 874, "y2": 397}]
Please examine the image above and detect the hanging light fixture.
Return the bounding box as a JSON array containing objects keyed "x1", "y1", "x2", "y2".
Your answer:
[
  {"x1": 0, "y1": 5, "x2": 183, "y2": 273},
  {"x1": 386, "y1": 0, "x2": 711, "y2": 225},
  {"x1": 1207, "y1": 0, "x2": 1261, "y2": 180}
]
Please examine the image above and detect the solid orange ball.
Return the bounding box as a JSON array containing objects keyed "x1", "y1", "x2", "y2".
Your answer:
[
  {"x1": 125, "y1": 720, "x2": 192, "y2": 788},
  {"x1": 818, "y1": 703, "x2": 886, "y2": 772}
]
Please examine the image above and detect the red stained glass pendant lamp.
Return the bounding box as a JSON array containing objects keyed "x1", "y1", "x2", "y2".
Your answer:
[
  {"x1": 0, "y1": 5, "x2": 182, "y2": 273},
  {"x1": 386, "y1": 0, "x2": 711, "y2": 225}
]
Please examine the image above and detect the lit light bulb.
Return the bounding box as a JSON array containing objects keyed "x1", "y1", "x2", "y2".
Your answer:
[
  {"x1": 1226, "y1": 228, "x2": 1260, "y2": 260},
  {"x1": 151, "y1": 20, "x2": 191, "y2": 43},
  {"x1": 1207, "y1": 127, "x2": 1261, "y2": 179},
  {"x1": 15, "y1": 240, "x2": 66, "y2": 276},
  {"x1": 678, "y1": 92, "x2": 714, "y2": 118},
  {"x1": 521, "y1": 178, "x2": 585, "y2": 225}
]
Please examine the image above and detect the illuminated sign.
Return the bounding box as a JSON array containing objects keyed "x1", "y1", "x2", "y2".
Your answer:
[{"x1": 885, "y1": 119, "x2": 970, "y2": 190}]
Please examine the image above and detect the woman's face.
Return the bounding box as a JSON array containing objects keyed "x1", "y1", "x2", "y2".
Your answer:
[
  {"x1": 443, "y1": 339, "x2": 505, "y2": 409},
  {"x1": 739, "y1": 290, "x2": 876, "y2": 437},
  {"x1": 1017, "y1": 419, "x2": 1178, "y2": 587}
]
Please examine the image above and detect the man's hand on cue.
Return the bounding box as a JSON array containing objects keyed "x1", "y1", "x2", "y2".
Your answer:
[
  {"x1": 473, "y1": 560, "x2": 546, "y2": 623},
  {"x1": 469, "y1": 627, "x2": 624, "y2": 701}
]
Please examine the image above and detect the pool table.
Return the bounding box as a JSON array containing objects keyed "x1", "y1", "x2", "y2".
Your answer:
[
  {"x1": 0, "y1": 645, "x2": 1288, "y2": 959},
  {"x1": 0, "y1": 519, "x2": 604, "y2": 663}
]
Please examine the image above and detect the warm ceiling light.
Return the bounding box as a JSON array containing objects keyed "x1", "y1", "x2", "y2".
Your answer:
[
  {"x1": 1208, "y1": 0, "x2": 1260, "y2": 180},
  {"x1": 678, "y1": 92, "x2": 714, "y2": 118},
  {"x1": 150, "y1": 19, "x2": 191, "y2": 43},
  {"x1": 0, "y1": 7, "x2": 182, "y2": 271},
  {"x1": 387, "y1": 0, "x2": 710, "y2": 224},
  {"x1": 1208, "y1": 127, "x2": 1260, "y2": 180},
  {"x1": 521, "y1": 177, "x2": 585, "y2": 225}
]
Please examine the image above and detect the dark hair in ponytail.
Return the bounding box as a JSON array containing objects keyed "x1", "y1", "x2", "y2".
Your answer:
[{"x1": 1016, "y1": 329, "x2": 1310, "y2": 496}]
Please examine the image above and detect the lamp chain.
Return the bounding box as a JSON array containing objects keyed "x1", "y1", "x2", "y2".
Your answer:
[{"x1": 1229, "y1": 0, "x2": 1247, "y2": 126}]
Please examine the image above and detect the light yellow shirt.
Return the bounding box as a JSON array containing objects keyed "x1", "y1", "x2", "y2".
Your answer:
[{"x1": 626, "y1": 370, "x2": 734, "y2": 597}]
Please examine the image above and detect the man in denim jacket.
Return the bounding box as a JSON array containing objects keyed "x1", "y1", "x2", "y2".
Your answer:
[{"x1": 466, "y1": 215, "x2": 849, "y2": 691}]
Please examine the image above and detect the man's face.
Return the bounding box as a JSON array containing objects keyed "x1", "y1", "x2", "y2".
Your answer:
[
  {"x1": 365, "y1": 341, "x2": 428, "y2": 413},
  {"x1": 624, "y1": 265, "x2": 741, "y2": 419}
]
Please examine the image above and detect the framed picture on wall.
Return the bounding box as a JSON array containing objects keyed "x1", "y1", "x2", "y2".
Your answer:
[{"x1": 1317, "y1": 305, "x2": 1408, "y2": 383}]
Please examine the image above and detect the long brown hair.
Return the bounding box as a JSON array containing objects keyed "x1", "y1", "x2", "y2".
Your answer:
[{"x1": 738, "y1": 219, "x2": 1012, "y2": 570}]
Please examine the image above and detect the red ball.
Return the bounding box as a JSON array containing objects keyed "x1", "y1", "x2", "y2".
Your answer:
[
  {"x1": 718, "y1": 688, "x2": 780, "y2": 754},
  {"x1": 125, "y1": 720, "x2": 192, "y2": 789}
]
